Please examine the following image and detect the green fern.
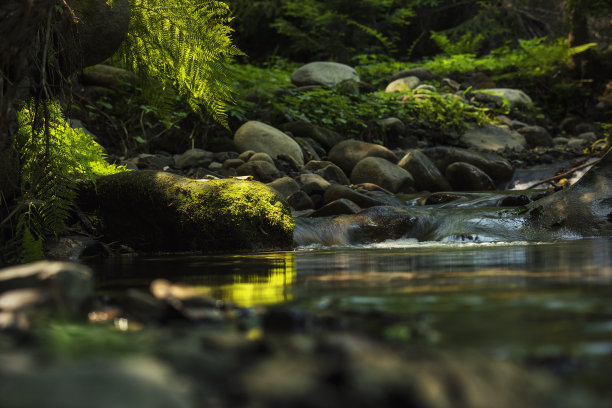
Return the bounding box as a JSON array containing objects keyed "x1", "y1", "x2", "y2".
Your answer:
[
  {"x1": 13, "y1": 100, "x2": 126, "y2": 262},
  {"x1": 114, "y1": 0, "x2": 242, "y2": 127}
]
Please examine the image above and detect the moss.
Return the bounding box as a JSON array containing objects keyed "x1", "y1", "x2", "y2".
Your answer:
[{"x1": 79, "y1": 170, "x2": 294, "y2": 252}]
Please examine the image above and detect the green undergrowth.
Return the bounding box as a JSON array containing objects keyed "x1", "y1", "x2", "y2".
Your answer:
[
  {"x1": 356, "y1": 37, "x2": 596, "y2": 86},
  {"x1": 12, "y1": 101, "x2": 127, "y2": 263}
]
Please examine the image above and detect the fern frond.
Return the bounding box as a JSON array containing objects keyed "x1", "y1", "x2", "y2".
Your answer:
[{"x1": 115, "y1": 0, "x2": 242, "y2": 128}]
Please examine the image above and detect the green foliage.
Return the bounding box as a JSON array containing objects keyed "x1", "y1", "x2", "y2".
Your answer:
[
  {"x1": 422, "y1": 37, "x2": 597, "y2": 79},
  {"x1": 13, "y1": 101, "x2": 126, "y2": 262},
  {"x1": 114, "y1": 0, "x2": 242, "y2": 127},
  {"x1": 265, "y1": 0, "x2": 415, "y2": 62}
]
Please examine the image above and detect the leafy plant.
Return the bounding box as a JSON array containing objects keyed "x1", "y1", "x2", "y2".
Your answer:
[
  {"x1": 12, "y1": 100, "x2": 126, "y2": 262},
  {"x1": 114, "y1": 0, "x2": 242, "y2": 127}
]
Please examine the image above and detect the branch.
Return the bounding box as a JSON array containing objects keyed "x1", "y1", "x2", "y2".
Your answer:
[{"x1": 526, "y1": 158, "x2": 601, "y2": 189}]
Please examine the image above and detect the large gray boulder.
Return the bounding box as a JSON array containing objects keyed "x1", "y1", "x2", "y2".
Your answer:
[
  {"x1": 329, "y1": 139, "x2": 397, "y2": 175},
  {"x1": 290, "y1": 62, "x2": 359, "y2": 87},
  {"x1": 460, "y1": 124, "x2": 527, "y2": 152},
  {"x1": 234, "y1": 121, "x2": 304, "y2": 166},
  {"x1": 398, "y1": 150, "x2": 451, "y2": 192},
  {"x1": 350, "y1": 157, "x2": 415, "y2": 194}
]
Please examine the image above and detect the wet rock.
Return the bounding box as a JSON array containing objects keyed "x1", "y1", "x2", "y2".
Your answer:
[
  {"x1": 390, "y1": 67, "x2": 436, "y2": 82},
  {"x1": 385, "y1": 76, "x2": 420, "y2": 93},
  {"x1": 351, "y1": 157, "x2": 415, "y2": 194},
  {"x1": 445, "y1": 162, "x2": 496, "y2": 191},
  {"x1": 460, "y1": 124, "x2": 527, "y2": 152},
  {"x1": 267, "y1": 177, "x2": 301, "y2": 199},
  {"x1": 323, "y1": 184, "x2": 386, "y2": 208},
  {"x1": 236, "y1": 161, "x2": 280, "y2": 183},
  {"x1": 294, "y1": 206, "x2": 421, "y2": 246},
  {"x1": 472, "y1": 88, "x2": 533, "y2": 108},
  {"x1": 288, "y1": 191, "x2": 314, "y2": 211},
  {"x1": 527, "y1": 148, "x2": 612, "y2": 236},
  {"x1": 329, "y1": 139, "x2": 398, "y2": 175},
  {"x1": 423, "y1": 192, "x2": 468, "y2": 205},
  {"x1": 517, "y1": 126, "x2": 554, "y2": 148},
  {"x1": 309, "y1": 199, "x2": 361, "y2": 217},
  {"x1": 238, "y1": 150, "x2": 256, "y2": 162},
  {"x1": 0, "y1": 261, "x2": 94, "y2": 326},
  {"x1": 45, "y1": 235, "x2": 105, "y2": 262},
  {"x1": 280, "y1": 121, "x2": 343, "y2": 151},
  {"x1": 234, "y1": 121, "x2": 304, "y2": 166},
  {"x1": 398, "y1": 150, "x2": 451, "y2": 192},
  {"x1": 498, "y1": 194, "x2": 530, "y2": 207},
  {"x1": 249, "y1": 152, "x2": 275, "y2": 165},
  {"x1": 78, "y1": 170, "x2": 294, "y2": 251},
  {"x1": 290, "y1": 62, "x2": 359, "y2": 87},
  {"x1": 176, "y1": 149, "x2": 214, "y2": 169},
  {"x1": 424, "y1": 146, "x2": 514, "y2": 184}
]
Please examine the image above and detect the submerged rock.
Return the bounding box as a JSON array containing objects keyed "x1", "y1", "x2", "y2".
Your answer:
[{"x1": 78, "y1": 171, "x2": 294, "y2": 252}]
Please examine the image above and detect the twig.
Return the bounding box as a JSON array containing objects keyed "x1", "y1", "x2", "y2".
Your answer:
[{"x1": 525, "y1": 158, "x2": 601, "y2": 189}]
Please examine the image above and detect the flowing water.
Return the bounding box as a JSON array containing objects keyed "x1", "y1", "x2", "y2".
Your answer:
[{"x1": 93, "y1": 236, "x2": 612, "y2": 398}]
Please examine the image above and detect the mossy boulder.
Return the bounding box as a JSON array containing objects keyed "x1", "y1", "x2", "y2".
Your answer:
[{"x1": 79, "y1": 171, "x2": 294, "y2": 252}]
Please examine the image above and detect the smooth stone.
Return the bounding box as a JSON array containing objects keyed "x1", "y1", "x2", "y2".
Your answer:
[
  {"x1": 323, "y1": 184, "x2": 386, "y2": 208},
  {"x1": 385, "y1": 76, "x2": 420, "y2": 93},
  {"x1": 397, "y1": 150, "x2": 451, "y2": 192},
  {"x1": 517, "y1": 126, "x2": 554, "y2": 148},
  {"x1": 460, "y1": 124, "x2": 527, "y2": 152},
  {"x1": 290, "y1": 62, "x2": 359, "y2": 87},
  {"x1": 299, "y1": 173, "x2": 331, "y2": 195},
  {"x1": 236, "y1": 161, "x2": 280, "y2": 183},
  {"x1": 424, "y1": 146, "x2": 514, "y2": 183},
  {"x1": 249, "y1": 152, "x2": 275, "y2": 165},
  {"x1": 567, "y1": 138, "x2": 587, "y2": 149},
  {"x1": 234, "y1": 121, "x2": 304, "y2": 166},
  {"x1": 303, "y1": 161, "x2": 350, "y2": 185},
  {"x1": 578, "y1": 132, "x2": 598, "y2": 143},
  {"x1": 175, "y1": 149, "x2": 214, "y2": 169},
  {"x1": 380, "y1": 117, "x2": 405, "y2": 137},
  {"x1": 414, "y1": 84, "x2": 436, "y2": 93},
  {"x1": 472, "y1": 88, "x2": 533, "y2": 108},
  {"x1": 267, "y1": 176, "x2": 301, "y2": 199},
  {"x1": 328, "y1": 139, "x2": 398, "y2": 175},
  {"x1": 80, "y1": 64, "x2": 135, "y2": 89},
  {"x1": 308, "y1": 198, "x2": 361, "y2": 217},
  {"x1": 445, "y1": 162, "x2": 496, "y2": 191},
  {"x1": 238, "y1": 150, "x2": 256, "y2": 162},
  {"x1": 287, "y1": 191, "x2": 314, "y2": 211},
  {"x1": 222, "y1": 158, "x2": 245, "y2": 169},
  {"x1": 350, "y1": 157, "x2": 415, "y2": 194}
]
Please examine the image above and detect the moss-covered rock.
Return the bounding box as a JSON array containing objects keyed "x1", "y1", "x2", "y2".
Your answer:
[{"x1": 79, "y1": 171, "x2": 294, "y2": 252}]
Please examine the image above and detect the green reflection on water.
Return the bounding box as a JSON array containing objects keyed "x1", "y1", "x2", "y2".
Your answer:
[{"x1": 204, "y1": 252, "x2": 297, "y2": 307}]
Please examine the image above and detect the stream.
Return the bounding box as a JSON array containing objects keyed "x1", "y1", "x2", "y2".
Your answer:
[{"x1": 91, "y1": 186, "x2": 612, "y2": 400}]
